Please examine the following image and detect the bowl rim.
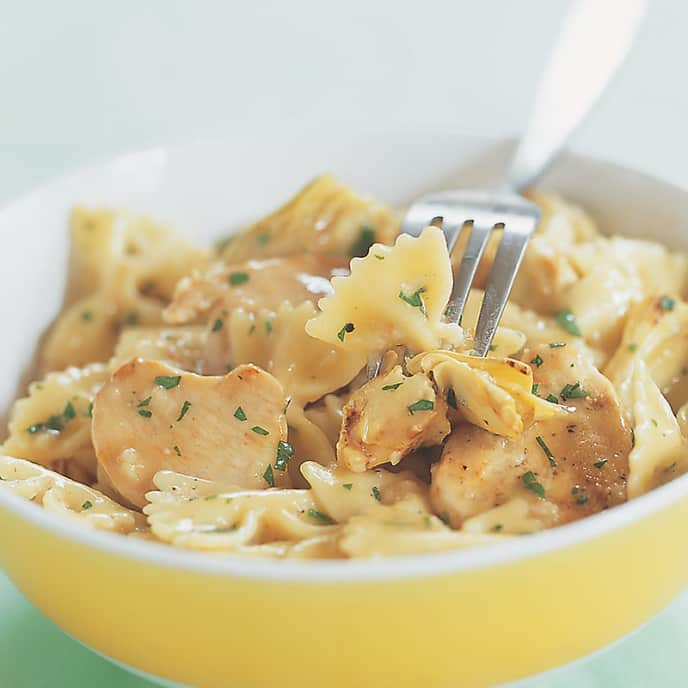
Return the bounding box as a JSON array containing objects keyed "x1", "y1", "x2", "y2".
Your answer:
[{"x1": 2, "y1": 138, "x2": 688, "y2": 583}]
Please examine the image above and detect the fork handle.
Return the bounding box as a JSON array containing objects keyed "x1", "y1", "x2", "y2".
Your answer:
[{"x1": 506, "y1": 0, "x2": 646, "y2": 193}]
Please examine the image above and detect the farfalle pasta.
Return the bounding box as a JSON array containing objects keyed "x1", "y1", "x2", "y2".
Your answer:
[{"x1": 2, "y1": 176, "x2": 688, "y2": 558}]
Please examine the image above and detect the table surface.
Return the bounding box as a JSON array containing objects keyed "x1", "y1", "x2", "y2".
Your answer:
[{"x1": 1, "y1": 0, "x2": 687, "y2": 685}]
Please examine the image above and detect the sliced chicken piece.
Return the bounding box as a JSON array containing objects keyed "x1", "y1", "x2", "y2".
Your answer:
[
  {"x1": 337, "y1": 365, "x2": 450, "y2": 472},
  {"x1": 92, "y1": 359, "x2": 289, "y2": 507},
  {"x1": 431, "y1": 344, "x2": 631, "y2": 528},
  {"x1": 164, "y1": 255, "x2": 348, "y2": 325}
]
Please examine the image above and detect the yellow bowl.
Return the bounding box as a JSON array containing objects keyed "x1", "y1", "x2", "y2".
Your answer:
[{"x1": 2, "y1": 135, "x2": 688, "y2": 688}]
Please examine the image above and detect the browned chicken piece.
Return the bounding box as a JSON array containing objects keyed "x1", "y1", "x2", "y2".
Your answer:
[
  {"x1": 431, "y1": 344, "x2": 631, "y2": 528},
  {"x1": 217, "y1": 174, "x2": 401, "y2": 262},
  {"x1": 338, "y1": 366, "x2": 450, "y2": 472},
  {"x1": 163, "y1": 255, "x2": 348, "y2": 325},
  {"x1": 92, "y1": 359, "x2": 289, "y2": 508}
]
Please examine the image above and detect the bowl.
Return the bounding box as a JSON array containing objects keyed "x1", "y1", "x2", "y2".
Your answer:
[{"x1": 1, "y1": 134, "x2": 688, "y2": 688}]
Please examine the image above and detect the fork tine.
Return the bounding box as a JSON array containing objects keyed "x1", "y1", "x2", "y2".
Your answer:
[
  {"x1": 472, "y1": 215, "x2": 538, "y2": 356},
  {"x1": 445, "y1": 220, "x2": 495, "y2": 325}
]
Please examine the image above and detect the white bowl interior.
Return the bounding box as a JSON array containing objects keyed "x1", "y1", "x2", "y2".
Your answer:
[{"x1": 2, "y1": 133, "x2": 688, "y2": 580}]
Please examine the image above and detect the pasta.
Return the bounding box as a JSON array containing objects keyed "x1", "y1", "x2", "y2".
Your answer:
[{"x1": 2, "y1": 175, "x2": 688, "y2": 559}]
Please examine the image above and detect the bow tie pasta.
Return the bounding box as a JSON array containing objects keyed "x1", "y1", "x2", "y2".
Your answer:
[{"x1": 2, "y1": 177, "x2": 687, "y2": 559}]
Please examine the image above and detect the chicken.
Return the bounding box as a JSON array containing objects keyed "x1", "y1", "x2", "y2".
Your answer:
[
  {"x1": 431, "y1": 344, "x2": 631, "y2": 529},
  {"x1": 337, "y1": 366, "x2": 450, "y2": 472},
  {"x1": 92, "y1": 359, "x2": 289, "y2": 507},
  {"x1": 164, "y1": 255, "x2": 348, "y2": 325}
]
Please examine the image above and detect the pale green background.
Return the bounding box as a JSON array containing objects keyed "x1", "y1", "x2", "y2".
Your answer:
[{"x1": 2, "y1": 0, "x2": 688, "y2": 685}]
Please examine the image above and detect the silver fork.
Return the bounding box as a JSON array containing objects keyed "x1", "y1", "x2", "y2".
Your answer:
[{"x1": 378, "y1": 0, "x2": 646, "y2": 370}]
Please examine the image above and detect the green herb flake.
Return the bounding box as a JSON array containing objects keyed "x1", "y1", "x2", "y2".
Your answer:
[
  {"x1": 398, "y1": 287, "x2": 427, "y2": 317},
  {"x1": 137, "y1": 396, "x2": 152, "y2": 408},
  {"x1": 593, "y1": 459, "x2": 607, "y2": 469},
  {"x1": 446, "y1": 388, "x2": 458, "y2": 409},
  {"x1": 256, "y1": 232, "x2": 270, "y2": 245},
  {"x1": 342, "y1": 483, "x2": 353, "y2": 491},
  {"x1": 211, "y1": 318, "x2": 223, "y2": 332},
  {"x1": 125, "y1": 311, "x2": 139, "y2": 326},
  {"x1": 307, "y1": 508, "x2": 335, "y2": 524},
  {"x1": 80, "y1": 310, "x2": 93, "y2": 322},
  {"x1": 211, "y1": 525, "x2": 238, "y2": 533},
  {"x1": 665, "y1": 462, "x2": 678, "y2": 473},
  {"x1": 407, "y1": 399, "x2": 434, "y2": 415},
  {"x1": 265, "y1": 319, "x2": 273, "y2": 335},
  {"x1": 371, "y1": 486, "x2": 382, "y2": 502},
  {"x1": 491, "y1": 524, "x2": 504, "y2": 533},
  {"x1": 659, "y1": 296, "x2": 675, "y2": 311},
  {"x1": 382, "y1": 382, "x2": 403, "y2": 391},
  {"x1": 81, "y1": 500, "x2": 93, "y2": 510},
  {"x1": 576, "y1": 495, "x2": 589, "y2": 505},
  {"x1": 556, "y1": 308, "x2": 582, "y2": 337},
  {"x1": 233, "y1": 406, "x2": 247, "y2": 421},
  {"x1": 351, "y1": 226, "x2": 376, "y2": 257},
  {"x1": 535, "y1": 435, "x2": 557, "y2": 468},
  {"x1": 531, "y1": 354, "x2": 544, "y2": 367},
  {"x1": 63, "y1": 402, "x2": 76, "y2": 420},
  {"x1": 138, "y1": 409, "x2": 153, "y2": 418},
  {"x1": 87, "y1": 402, "x2": 93, "y2": 418},
  {"x1": 522, "y1": 471, "x2": 545, "y2": 498},
  {"x1": 545, "y1": 394, "x2": 558, "y2": 404},
  {"x1": 228, "y1": 271, "x2": 250, "y2": 286},
  {"x1": 531, "y1": 383, "x2": 540, "y2": 395},
  {"x1": 263, "y1": 464, "x2": 275, "y2": 487},
  {"x1": 173, "y1": 445, "x2": 182, "y2": 457},
  {"x1": 251, "y1": 425, "x2": 269, "y2": 436},
  {"x1": 548, "y1": 342, "x2": 567, "y2": 348},
  {"x1": 154, "y1": 375, "x2": 181, "y2": 389},
  {"x1": 337, "y1": 322, "x2": 355, "y2": 342},
  {"x1": 248, "y1": 324, "x2": 256, "y2": 335},
  {"x1": 560, "y1": 382, "x2": 588, "y2": 401},
  {"x1": 374, "y1": 254, "x2": 385, "y2": 260},
  {"x1": 176, "y1": 400, "x2": 192, "y2": 421},
  {"x1": 488, "y1": 344, "x2": 498, "y2": 352},
  {"x1": 275, "y1": 441, "x2": 294, "y2": 471},
  {"x1": 628, "y1": 342, "x2": 638, "y2": 353},
  {"x1": 651, "y1": 418, "x2": 659, "y2": 427}
]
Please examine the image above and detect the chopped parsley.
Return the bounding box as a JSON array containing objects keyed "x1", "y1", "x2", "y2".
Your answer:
[
  {"x1": 548, "y1": 342, "x2": 567, "y2": 348},
  {"x1": 530, "y1": 354, "x2": 543, "y2": 367},
  {"x1": 173, "y1": 445, "x2": 182, "y2": 456},
  {"x1": 248, "y1": 324, "x2": 256, "y2": 335},
  {"x1": 337, "y1": 322, "x2": 355, "y2": 342},
  {"x1": 489, "y1": 344, "x2": 498, "y2": 352},
  {"x1": 446, "y1": 388, "x2": 458, "y2": 409},
  {"x1": 535, "y1": 435, "x2": 556, "y2": 468},
  {"x1": 137, "y1": 396, "x2": 152, "y2": 408},
  {"x1": 659, "y1": 296, "x2": 675, "y2": 311},
  {"x1": 342, "y1": 483, "x2": 353, "y2": 491},
  {"x1": 560, "y1": 382, "x2": 587, "y2": 401},
  {"x1": 211, "y1": 318, "x2": 223, "y2": 332},
  {"x1": 398, "y1": 287, "x2": 427, "y2": 316},
  {"x1": 522, "y1": 471, "x2": 545, "y2": 498},
  {"x1": 26, "y1": 401, "x2": 78, "y2": 434},
  {"x1": 233, "y1": 406, "x2": 247, "y2": 421},
  {"x1": 275, "y1": 441, "x2": 294, "y2": 471},
  {"x1": 125, "y1": 310, "x2": 139, "y2": 326},
  {"x1": 256, "y1": 232, "x2": 270, "y2": 245},
  {"x1": 664, "y1": 462, "x2": 678, "y2": 473},
  {"x1": 176, "y1": 400, "x2": 192, "y2": 421},
  {"x1": 545, "y1": 394, "x2": 558, "y2": 404},
  {"x1": 265, "y1": 319, "x2": 273, "y2": 335},
  {"x1": 382, "y1": 382, "x2": 403, "y2": 391},
  {"x1": 651, "y1": 418, "x2": 658, "y2": 427},
  {"x1": 491, "y1": 524, "x2": 504, "y2": 533},
  {"x1": 571, "y1": 486, "x2": 580, "y2": 495},
  {"x1": 212, "y1": 525, "x2": 238, "y2": 533},
  {"x1": 228, "y1": 271, "x2": 250, "y2": 286},
  {"x1": 407, "y1": 399, "x2": 434, "y2": 415},
  {"x1": 576, "y1": 495, "x2": 589, "y2": 505},
  {"x1": 308, "y1": 508, "x2": 335, "y2": 524},
  {"x1": 628, "y1": 342, "x2": 638, "y2": 353},
  {"x1": 80, "y1": 310, "x2": 93, "y2": 322},
  {"x1": 138, "y1": 409, "x2": 152, "y2": 418},
  {"x1": 351, "y1": 226, "x2": 376, "y2": 257},
  {"x1": 371, "y1": 486, "x2": 382, "y2": 502},
  {"x1": 251, "y1": 425, "x2": 269, "y2": 435},
  {"x1": 531, "y1": 383, "x2": 540, "y2": 395},
  {"x1": 87, "y1": 402, "x2": 93, "y2": 418},
  {"x1": 154, "y1": 375, "x2": 181, "y2": 389},
  {"x1": 556, "y1": 308, "x2": 582, "y2": 337},
  {"x1": 593, "y1": 459, "x2": 607, "y2": 469},
  {"x1": 81, "y1": 500, "x2": 93, "y2": 510},
  {"x1": 263, "y1": 464, "x2": 275, "y2": 487}
]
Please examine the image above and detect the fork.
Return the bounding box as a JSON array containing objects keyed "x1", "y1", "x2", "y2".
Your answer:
[{"x1": 379, "y1": 0, "x2": 646, "y2": 370}]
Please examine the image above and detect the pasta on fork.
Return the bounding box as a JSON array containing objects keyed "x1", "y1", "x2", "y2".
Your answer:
[{"x1": 2, "y1": 175, "x2": 688, "y2": 559}]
